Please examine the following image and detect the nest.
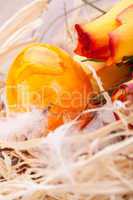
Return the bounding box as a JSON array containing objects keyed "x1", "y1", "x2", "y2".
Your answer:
[
  {"x1": 0, "y1": 0, "x2": 132, "y2": 200},
  {"x1": 0, "y1": 108, "x2": 133, "y2": 200}
]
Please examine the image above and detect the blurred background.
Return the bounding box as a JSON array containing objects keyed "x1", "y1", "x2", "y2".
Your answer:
[
  {"x1": 0, "y1": 0, "x2": 119, "y2": 71},
  {"x1": 0, "y1": 0, "x2": 119, "y2": 26},
  {"x1": 0, "y1": 0, "x2": 32, "y2": 26}
]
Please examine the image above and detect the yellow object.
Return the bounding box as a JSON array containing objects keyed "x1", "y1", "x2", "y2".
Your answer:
[
  {"x1": 74, "y1": 55, "x2": 130, "y2": 91},
  {"x1": 6, "y1": 43, "x2": 93, "y2": 131},
  {"x1": 74, "y1": 0, "x2": 133, "y2": 64},
  {"x1": 116, "y1": 5, "x2": 133, "y2": 24},
  {"x1": 109, "y1": 22, "x2": 133, "y2": 64}
]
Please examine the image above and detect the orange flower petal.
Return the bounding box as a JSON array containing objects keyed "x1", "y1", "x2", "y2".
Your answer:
[
  {"x1": 75, "y1": 0, "x2": 133, "y2": 61},
  {"x1": 116, "y1": 5, "x2": 133, "y2": 24},
  {"x1": 109, "y1": 22, "x2": 133, "y2": 64},
  {"x1": 74, "y1": 24, "x2": 110, "y2": 60}
]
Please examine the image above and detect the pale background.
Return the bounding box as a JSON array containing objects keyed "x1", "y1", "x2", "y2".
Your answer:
[
  {"x1": 0, "y1": 0, "x2": 32, "y2": 26},
  {"x1": 0, "y1": 0, "x2": 119, "y2": 62},
  {"x1": 0, "y1": 0, "x2": 118, "y2": 27}
]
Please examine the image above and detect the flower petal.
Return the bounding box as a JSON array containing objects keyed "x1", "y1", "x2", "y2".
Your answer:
[
  {"x1": 116, "y1": 5, "x2": 133, "y2": 24},
  {"x1": 75, "y1": 0, "x2": 133, "y2": 61},
  {"x1": 109, "y1": 22, "x2": 133, "y2": 64}
]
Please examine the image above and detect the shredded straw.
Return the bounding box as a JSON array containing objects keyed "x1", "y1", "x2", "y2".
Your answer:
[{"x1": 0, "y1": 0, "x2": 132, "y2": 200}]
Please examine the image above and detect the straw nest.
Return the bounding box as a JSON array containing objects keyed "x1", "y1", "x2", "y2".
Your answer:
[{"x1": 0, "y1": 0, "x2": 132, "y2": 200}]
